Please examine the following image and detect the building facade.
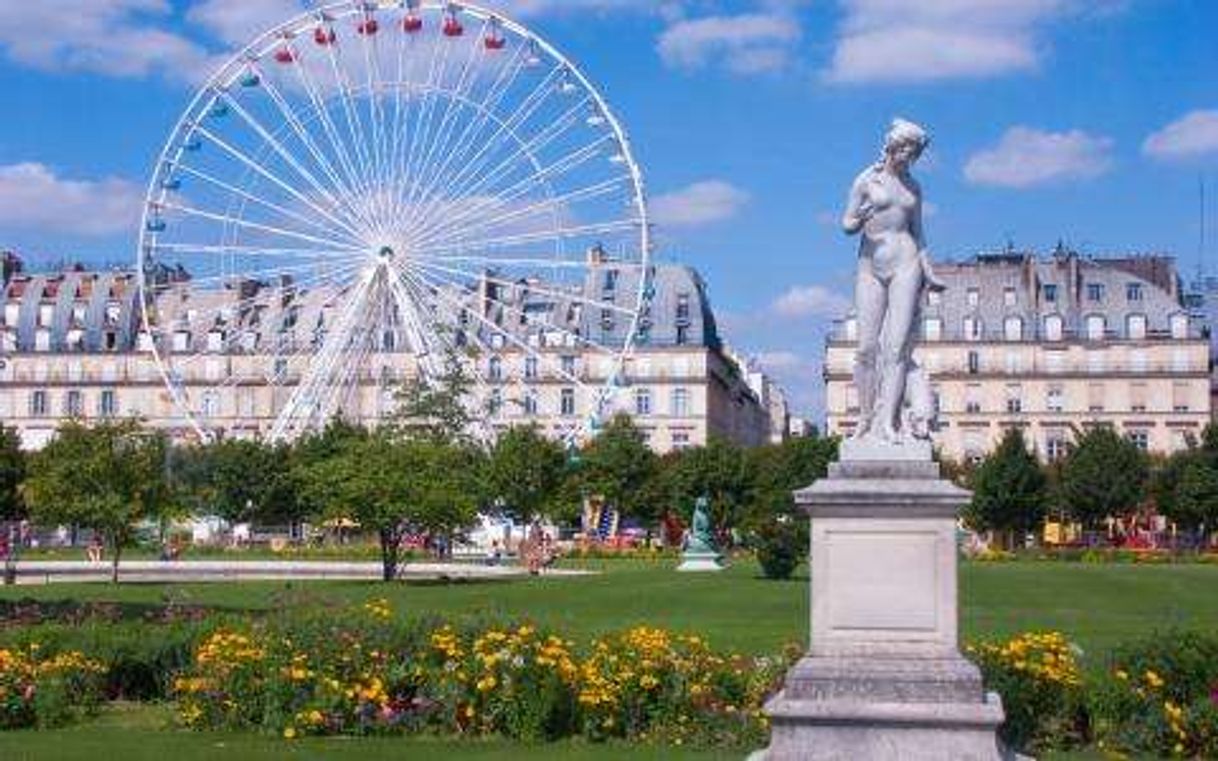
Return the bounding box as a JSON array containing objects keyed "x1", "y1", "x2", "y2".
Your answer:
[
  {"x1": 0, "y1": 252, "x2": 787, "y2": 452},
  {"x1": 825, "y1": 249, "x2": 1211, "y2": 461}
]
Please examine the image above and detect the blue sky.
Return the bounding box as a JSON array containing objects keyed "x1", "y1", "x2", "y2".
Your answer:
[{"x1": 0, "y1": 1, "x2": 1216, "y2": 421}]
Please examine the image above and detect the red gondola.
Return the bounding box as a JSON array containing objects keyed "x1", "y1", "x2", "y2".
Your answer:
[
  {"x1": 484, "y1": 20, "x2": 505, "y2": 50},
  {"x1": 443, "y1": 15, "x2": 463, "y2": 37},
  {"x1": 403, "y1": 14, "x2": 422, "y2": 32},
  {"x1": 357, "y1": 18, "x2": 378, "y2": 36},
  {"x1": 273, "y1": 47, "x2": 296, "y2": 64},
  {"x1": 314, "y1": 26, "x2": 336, "y2": 45}
]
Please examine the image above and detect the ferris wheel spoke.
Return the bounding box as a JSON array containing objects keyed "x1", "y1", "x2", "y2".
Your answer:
[
  {"x1": 188, "y1": 124, "x2": 366, "y2": 241},
  {"x1": 171, "y1": 163, "x2": 364, "y2": 247},
  {"x1": 386, "y1": 14, "x2": 420, "y2": 225},
  {"x1": 400, "y1": 17, "x2": 489, "y2": 227},
  {"x1": 418, "y1": 91, "x2": 590, "y2": 235},
  {"x1": 416, "y1": 61, "x2": 565, "y2": 219},
  {"x1": 415, "y1": 219, "x2": 641, "y2": 258},
  {"x1": 159, "y1": 200, "x2": 366, "y2": 251},
  {"x1": 403, "y1": 267, "x2": 591, "y2": 387},
  {"x1": 282, "y1": 47, "x2": 376, "y2": 225},
  {"x1": 255, "y1": 68, "x2": 373, "y2": 231},
  {"x1": 351, "y1": 24, "x2": 394, "y2": 227},
  {"x1": 408, "y1": 131, "x2": 610, "y2": 249},
  {"x1": 397, "y1": 41, "x2": 531, "y2": 238},
  {"x1": 414, "y1": 174, "x2": 630, "y2": 252},
  {"x1": 216, "y1": 91, "x2": 367, "y2": 240},
  {"x1": 392, "y1": 270, "x2": 500, "y2": 414},
  {"x1": 407, "y1": 257, "x2": 640, "y2": 320},
  {"x1": 148, "y1": 241, "x2": 364, "y2": 260},
  {"x1": 398, "y1": 31, "x2": 458, "y2": 231},
  {"x1": 147, "y1": 254, "x2": 365, "y2": 294},
  {"x1": 319, "y1": 38, "x2": 379, "y2": 225},
  {"x1": 270, "y1": 268, "x2": 377, "y2": 440}
]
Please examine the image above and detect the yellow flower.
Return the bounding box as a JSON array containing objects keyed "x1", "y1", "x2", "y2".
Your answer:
[
  {"x1": 283, "y1": 726, "x2": 297, "y2": 739},
  {"x1": 1144, "y1": 670, "x2": 1164, "y2": 689}
]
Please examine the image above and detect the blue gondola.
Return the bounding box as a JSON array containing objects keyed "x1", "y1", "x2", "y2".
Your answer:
[
  {"x1": 209, "y1": 101, "x2": 230, "y2": 118},
  {"x1": 160, "y1": 177, "x2": 181, "y2": 191},
  {"x1": 239, "y1": 72, "x2": 261, "y2": 88},
  {"x1": 146, "y1": 219, "x2": 166, "y2": 233},
  {"x1": 183, "y1": 135, "x2": 202, "y2": 151}
]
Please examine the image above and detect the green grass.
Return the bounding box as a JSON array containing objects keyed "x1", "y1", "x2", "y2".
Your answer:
[
  {"x1": 0, "y1": 703, "x2": 734, "y2": 761},
  {"x1": 3, "y1": 559, "x2": 1217, "y2": 758},
  {"x1": 5, "y1": 559, "x2": 1218, "y2": 659}
]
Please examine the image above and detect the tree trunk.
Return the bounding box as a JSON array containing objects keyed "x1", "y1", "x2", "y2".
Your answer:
[
  {"x1": 110, "y1": 541, "x2": 122, "y2": 584},
  {"x1": 379, "y1": 528, "x2": 398, "y2": 582}
]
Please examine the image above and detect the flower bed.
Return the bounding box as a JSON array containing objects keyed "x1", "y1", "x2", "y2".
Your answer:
[
  {"x1": 171, "y1": 601, "x2": 786, "y2": 747},
  {"x1": 0, "y1": 644, "x2": 105, "y2": 728}
]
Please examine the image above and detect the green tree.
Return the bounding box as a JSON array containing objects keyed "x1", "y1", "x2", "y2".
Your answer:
[
  {"x1": 747, "y1": 435, "x2": 838, "y2": 522},
  {"x1": 485, "y1": 425, "x2": 566, "y2": 523},
  {"x1": 388, "y1": 349, "x2": 476, "y2": 444},
  {"x1": 172, "y1": 438, "x2": 296, "y2": 526},
  {"x1": 301, "y1": 432, "x2": 479, "y2": 580},
  {"x1": 1172, "y1": 456, "x2": 1218, "y2": 541},
  {"x1": 964, "y1": 428, "x2": 1047, "y2": 548},
  {"x1": 1153, "y1": 423, "x2": 1218, "y2": 543},
  {"x1": 23, "y1": 420, "x2": 173, "y2": 583},
  {"x1": 288, "y1": 419, "x2": 370, "y2": 520},
  {"x1": 666, "y1": 436, "x2": 753, "y2": 537},
  {"x1": 1059, "y1": 425, "x2": 1148, "y2": 532},
  {"x1": 0, "y1": 425, "x2": 23, "y2": 522},
  {"x1": 577, "y1": 414, "x2": 657, "y2": 527}
]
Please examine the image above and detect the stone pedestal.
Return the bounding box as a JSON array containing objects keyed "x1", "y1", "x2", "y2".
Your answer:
[
  {"x1": 756, "y1": 458, "x2": 1005, "y2": 760},
  {"x1": 677, "y1": 551, "x2": 724, "y2": 572}
]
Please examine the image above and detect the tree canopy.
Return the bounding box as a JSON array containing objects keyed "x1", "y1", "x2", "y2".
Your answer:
[
  {"x1": 23, "y1": 420, "x2": 173, "y2": 582},
  {"x1": 0, "y1": 425, "x2": 24, "y2": 522},
  {"x1": 1060, "y1": 425, "x2": 1148, "y2": 531},
  {"x1": 965, "y1": 427, "x2": 1047, "y2": 546},
  {"x1": 485, "y1": 425, "x2": 567, "y2": 523}
]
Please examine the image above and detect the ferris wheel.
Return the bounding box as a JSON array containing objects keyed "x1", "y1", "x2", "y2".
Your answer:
[{"x1": 137, "y1": 1, "x2": 651, "y2": 442}]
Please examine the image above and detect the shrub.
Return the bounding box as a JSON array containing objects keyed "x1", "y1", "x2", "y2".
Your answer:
[
  {"x1": 1091, "y1": 630, "x2": 1218, "y2": 758},
  {"x1": 0, "y1": 645, "x2": 105, "y2": 729},
  {"x1": 753, "y1": 518, "x2": 804, "y2": 580},
  {"x1": 967, "y1": 631, "x2": 1088, "y2": 753}
]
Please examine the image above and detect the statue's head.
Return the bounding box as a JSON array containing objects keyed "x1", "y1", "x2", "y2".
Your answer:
[{"x1": 883, "y1": 118, "x2": 929, "y2": 169}]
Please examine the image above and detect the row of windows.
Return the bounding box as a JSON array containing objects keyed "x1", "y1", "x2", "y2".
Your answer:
[
  {"x1": 952, "y1": 281, "x2": 1146, "y2": 309},
  {"x1": 484, "y1": 387, "x2": 693, "y2": 418},
  {"x1": 951, "y1": 347, "x2": 1198, "y2": 375},
  {"x1": 919, "y1": 313, "x2": 1188, "y2": 342},
  {"x1": 1, "y1": 301, "x2": 124, "y2": 329},
  {"x1": 27, "y1": 389, "x2": 118, "y2": 418},
  {"x1": 960, "y1": 429, "x2": 1154, "y2": 464}
]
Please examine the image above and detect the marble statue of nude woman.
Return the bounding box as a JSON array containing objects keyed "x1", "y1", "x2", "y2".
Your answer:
[{"x1": 841, "y1": 118, "x2": 943, "y2": 445}]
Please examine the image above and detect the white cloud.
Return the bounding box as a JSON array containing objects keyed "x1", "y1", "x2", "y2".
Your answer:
[
  {"x1": 754, "y1": 350, "x2": 805, "y2": 370},
  {"x1": 1143, "y1": 109, "x2": 1218, "y2": 161},
  {"x1": 963, "y1": 126, "x2": 1113, "y2": 188},
  {"x1": 0, "y1": 163, "x2": 144, "y2": 237},
  {"x1": 0, "y1": 0, "x2": 210, "y2": 79},
  {"x1": 771, "y1": 284, "x2": 851, "y2": 318},
  {"x1": 658, "y1": 14, "x2": 801, "y2": 75},
  {"x1": 187, "y1": 0, "x2": 306, "y2": 46},
  {"x1": 651, "y1": 180, "x2": 750, "y2": 228},
  {"x1": 825, "y1": 0, "x2": 1075, "y2": 84}
]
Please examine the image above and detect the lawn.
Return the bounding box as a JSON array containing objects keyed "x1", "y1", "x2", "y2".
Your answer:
[
  {"x1": 2, "y1": 559, "x2": 1216, "y2": 759},
  {"x1": 4, "y1": 558, "x2": 1217, "y2": 659},
  {"x1": 0, "y1": 703, "x2": 736, "y2": 761}
]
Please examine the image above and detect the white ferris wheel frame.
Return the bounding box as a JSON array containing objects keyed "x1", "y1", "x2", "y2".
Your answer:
[{"x1": 136, "y1": 0, "x2": 653, "y2": 444}]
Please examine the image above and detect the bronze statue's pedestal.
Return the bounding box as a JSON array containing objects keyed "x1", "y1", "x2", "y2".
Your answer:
[{"x1": 753, "y1": 458, "x2": 1006, "y2": 761}]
